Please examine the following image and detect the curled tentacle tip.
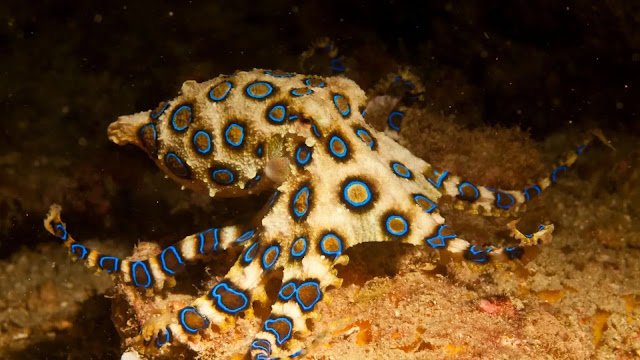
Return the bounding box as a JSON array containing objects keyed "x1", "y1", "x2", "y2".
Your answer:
[
  {"x1": 165, "y1": 277, "x2": 177, "y2": 288},
  {"x1": 44, "y1": 204, "x2": 63, "y2": 234},
  {"x1": 335, "y1": 255, "x2": 349, "y2": 266},
  {"x1": 591, "y1": 129, "x2": 615, "y2": 151}
]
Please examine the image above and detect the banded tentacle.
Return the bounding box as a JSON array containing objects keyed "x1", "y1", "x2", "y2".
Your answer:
[
  {"x1": 367, "y1": 67, "x2": 426, "y2": 135},
  {"x1": 342, "y1": 182, "x2": 555, "y2": 266},
  {"x1": 422, "y1": 130, "x2": 611, "y2": 218},
  {"x1": 44, "y1": 204, "x2": 257, "y2": 291},
  {"x1": 249, "y1": 235, "x2": 344, "y2": 360},
  {"x1": 135, "y1": 229, "x2": 288, "y2": 355},
  {"x1": 299, "y1": 37, "x2": 346, "y2": 75},
  {"x1": 408, "y1": 218, "x2": 554, "y2": 265}
]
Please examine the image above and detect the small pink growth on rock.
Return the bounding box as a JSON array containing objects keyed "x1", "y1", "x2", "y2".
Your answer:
[{"x1": 478, "y1": 298, "x2": 515, "y2": 316}]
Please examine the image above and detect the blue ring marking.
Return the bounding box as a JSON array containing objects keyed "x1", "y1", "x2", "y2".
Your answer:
[
  {"x1": 361, "y1": 109, "x2": 366, "y2": 116},
  {"x1": 210, "y1": 282, "x2": 249, "y2": 314},
  {"x1": 292, "y1": 187, "x2": 310, "y2": 218},
  {"x1": 236, "y1": 229, "x2": 255, "y2": 243},
  {"x1": 160, "y1": 246, "x2": 185, "y2": 275},
  {"x1": 330, "y1": 58, "x2": 345, "y2": 72},
  {"x1": 304, "y1": 78, "x2": 325, "y2": 88},
  {"x1": 329, "y1": 136, "x2": 348, "y2": 158},
  {"x1": 150, "y1": 101, "x2": 169, "y2": 119},
  {"x1": 264, "y1": 317, "x2": 293, "y2": 345},
  {"x1": 467, "y1": 245, "x2": 489, "y2": 263},
  {"x1": 391, "y1": 162, "x2": 411, "y2": 178},
  {"x1": 155, "y1": 335, "x2": 165, "y2": 348},
  {"x1": 505, "y1": 246, "x2": 524, "y2": 258},
  {"x1": 387, "y1": 111, "x2": 404, "y2": 131},
  {"x1": 295, "y1": 281, "x2": 322, "y2": 311},
  {"x1": 576, "y1": 144, "x2": 587, "y2": 155},
  {"x1": 486, "y1": 187, "x2": 514, "y2": 209},
  {"x1": 291, "y1": 88, "x2": 313, "y2": 96},
  {"x1": 523, "y1": 185, "x2": 542, "y2": 202},
  {"x1": 154, "y1": 327, "x2": 172, "y2": 348},
  {"x1": 291, "y1": 237, "x2": 307, "y2": 258},
  {"x1": 192, "y1": 130, "x2": 212, "y2": 154},
  {"x1": 251, "y1": 339, "x2": 272, "y2": 354},
  {"x1": 164, "y1": 152, "x2": 188, "y2": 177},
  {"x1": 413, "y1": 194, "x2": 437, "y2": 213},
  {"x1": 392, "y1": 77, "x2": 416, "y2": 90},
  {"x1": 131, "y1": 261, "x2": 152, "y2": 288},
  {"x1": 385, "y1": 215, "x2": 408, "y2": 236},
  {"x1": 320, "y1": 233, "x2": 343, "y2": 258},
  {"x1": 70, "y1": 243, "x2": 88, "y2": 259},
  {"x1": 98, "y1": 256, "x2": 120, "y2": 273},
  {"x1": 469, "y1": 245, "x2": 482, "y2": 254},
  {"x1": 343, "y1": 180, "x2": 371, "y2": 207},
  {"x1": 268, "y1": 105, "x2": 286, "y2": 123},
  {"x1": 198, "y1": 228, "x2": 219, "y2": 254},
  {"x1": 289, "y1": 114, "x2": 298, "y2": 120},
  {"x1": 458, "y1": 181, "x2": 480, "y2": 200},
  {"x1": 224, "y1": 123, "x2": 245, "y2": 147},
  {"x1": 311, "y1": 124, "x2": 321, "y2": 138},
  {"x1": 551, "y1": 166, "x2": 567, "y2": 182},
  {"x1": 278, "y1": 282, "x2": 297, "y2": 301},
  {"x1": 246, "y1": 81, "x2": 274, "y2": 99},
  {"x1": 427, "y1": 170, "x2": 449, "y2": 188},
  {"x1": 269, "y1": 191, "x2": 280, "y2": 208},
  {"x1": 290, "y1": 349, "x2": 303, "y2": 358},
  {"x1": 355, "y1": 129, "x2": 375, "y2": 149},
  {"x1": 55, "y1": 223, "x2": 68, "y2": 241},
  {"x1": 494, "y1": 191, "x2": 515, "y2": 210},
  {"x1": 209, "y1": 81, "x2": 232, "y2": 101},
  {"x1": 212, "y1": 168, "x2": 235, "y2": 185},
  {"x1": 243, "y1": 242, "x2": 259, "y2": 263},
  {"x1": 256, "y1": 145, "x2": 264, "y2": 156},
  {"x1": 139, "y1": 123, "x2": 157, "y2": 143},
  {"x1": 246, "y1": 173, "x2": 261, "y2": 189},
  {"x1": 425, "y1": 224, "x2": 457, "y2": 248},
  {"x1": 170, "y1": 105, "x2": 192, "y2": 131},
  {"x1": 262, "y1": 245, "x2": 280, "y2": 269},
  {"x1": 332, "y1": 94, "x2": 350, "y2": 116},
  {"x1": 156, "y1": 327, "x2": 172, "y2": 348},
  {"x1": 179, "y1": 307, "x2": 208, "y2": 333},
  {"x1": 255, "y1": 355, "x2": 269, "y2": 360},
  {"x1": 295, "y1": 145, "x2": 312, "y2": 166},
  {"x1": 524, "y1": 225, "x2": 547, "y2": 238},
  {"x1": 265, "y1": 70, "x2": 292, "y2": 78}
]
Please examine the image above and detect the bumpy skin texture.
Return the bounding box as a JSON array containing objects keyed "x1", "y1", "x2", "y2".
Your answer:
[{"x1": 44, "y1": 69, "x2": 602, "y2": 359}]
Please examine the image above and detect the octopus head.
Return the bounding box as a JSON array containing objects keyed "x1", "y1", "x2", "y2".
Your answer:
[{"x1": 107, "y1": 74, "x2": 289, "y2": 197}]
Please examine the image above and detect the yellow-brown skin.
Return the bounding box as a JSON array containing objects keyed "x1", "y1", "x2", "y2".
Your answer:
[{"x1": 45, "y1": 69, "x2": 582, "y2": 359}]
